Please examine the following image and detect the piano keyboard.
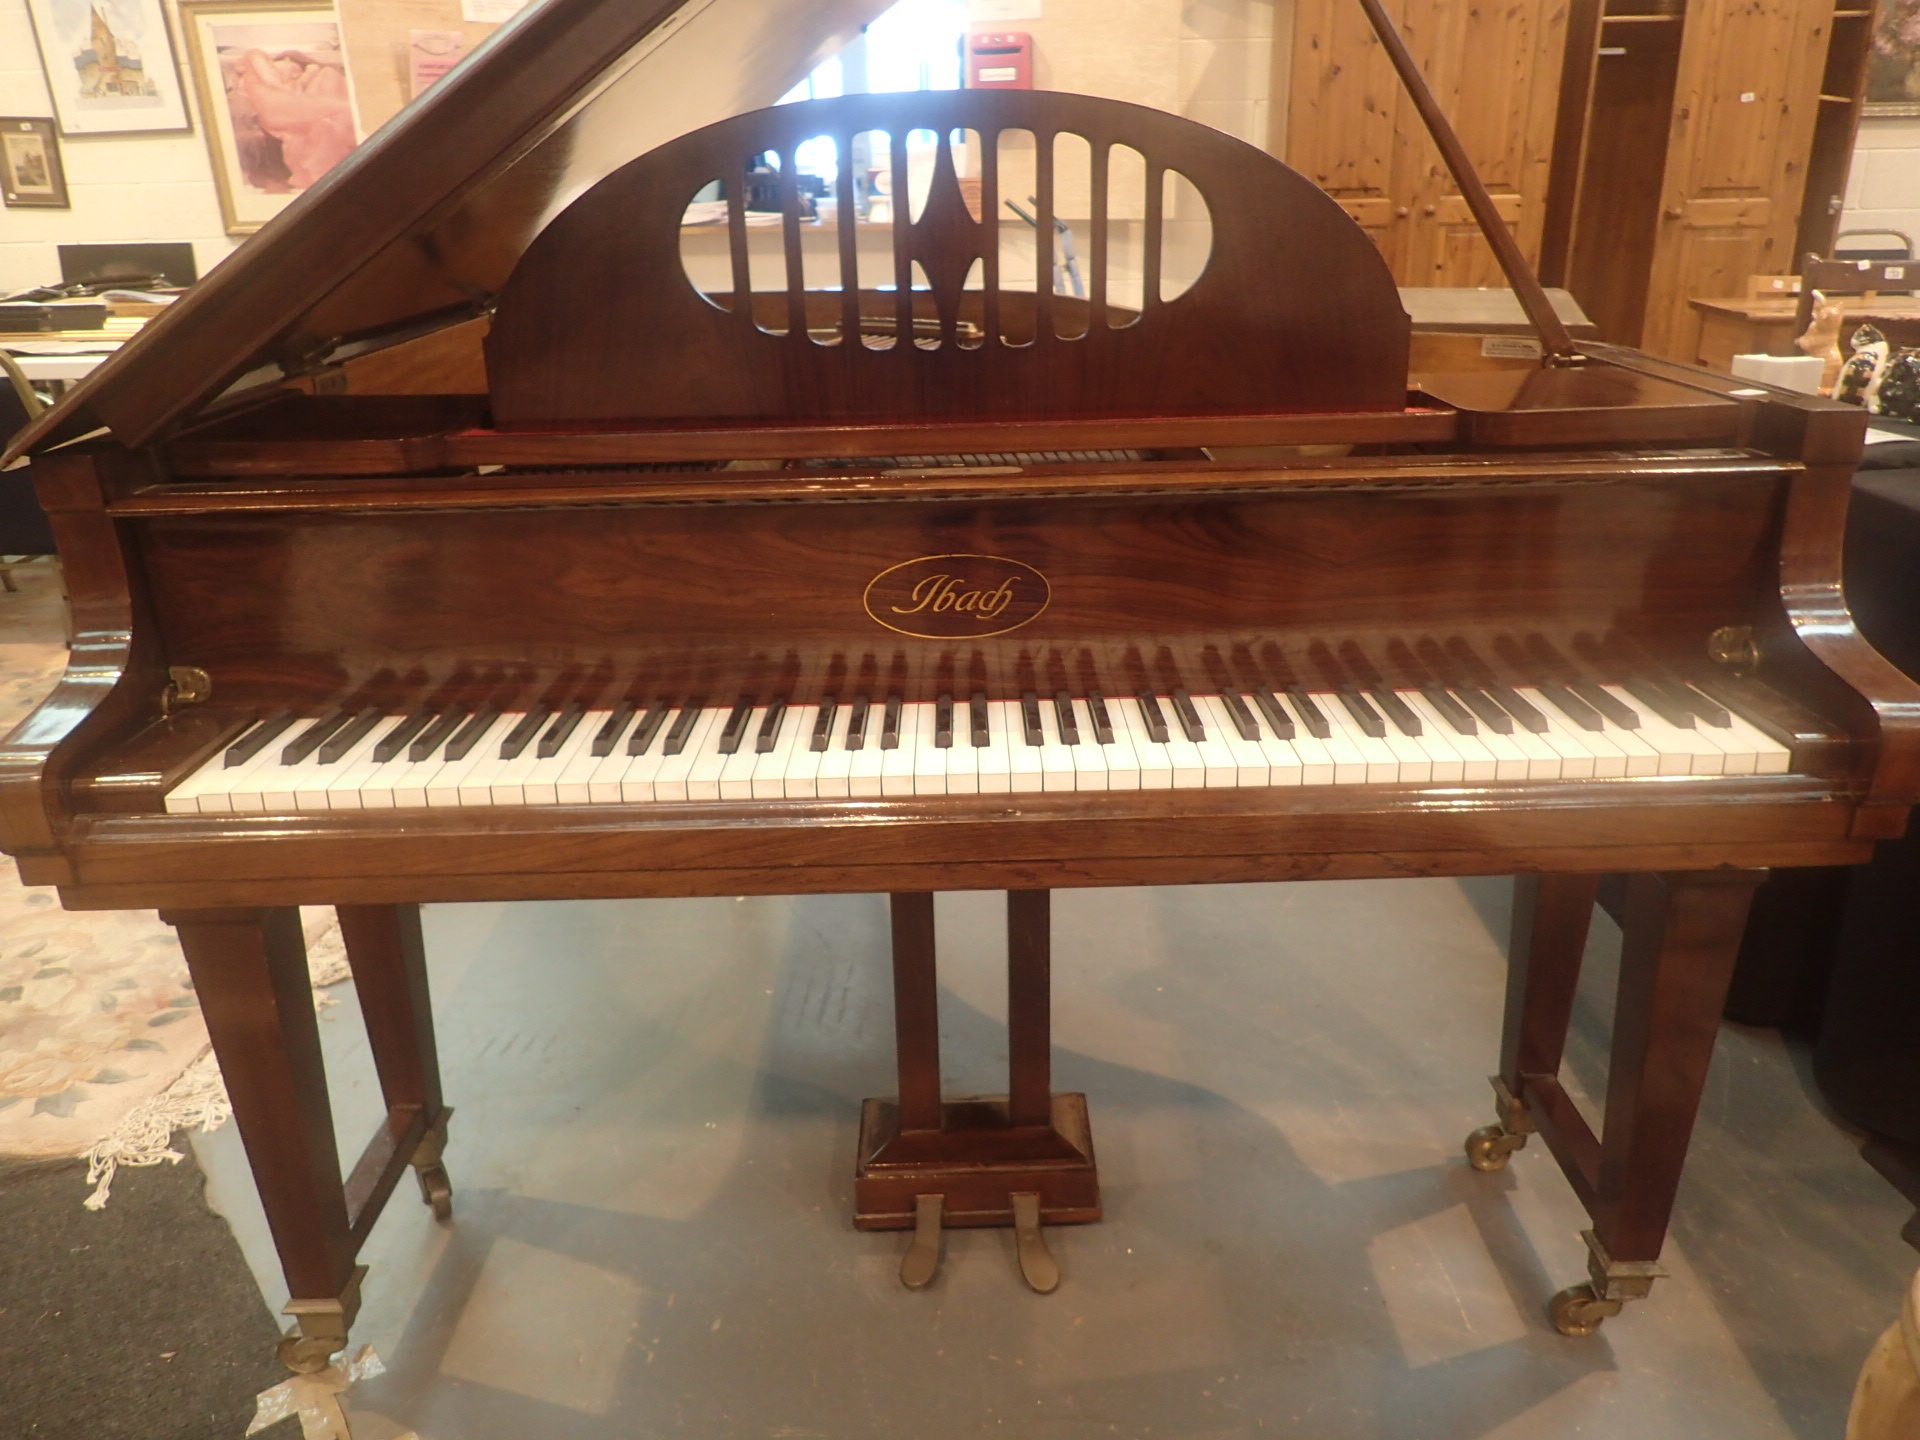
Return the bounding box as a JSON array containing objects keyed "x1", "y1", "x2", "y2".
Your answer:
[{"x1": 165, "y1": 679, "x2": 1793, "y2": 814}]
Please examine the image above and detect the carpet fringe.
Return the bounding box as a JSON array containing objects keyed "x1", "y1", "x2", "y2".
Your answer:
[{"x1": 82, "y1": 914, "x2": 351, "y2": 1210}]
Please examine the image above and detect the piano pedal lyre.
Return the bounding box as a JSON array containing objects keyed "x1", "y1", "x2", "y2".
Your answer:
[{"x1": 857, "y1": 891, "x2": 1097, "y2": 1293}]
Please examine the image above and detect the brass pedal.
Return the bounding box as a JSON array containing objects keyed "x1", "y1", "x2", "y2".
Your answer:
[
  {"x1": 1012, "y1": 1192, "x2": 1060, "y2": 1294},
  {"x1": 900, "y1": 1194, "x2": 944, "y2": 1290}
]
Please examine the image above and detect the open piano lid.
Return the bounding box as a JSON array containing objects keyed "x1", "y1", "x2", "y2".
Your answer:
[{"x1": 3, "y1": 0, "x2": 890, "y2": 465}]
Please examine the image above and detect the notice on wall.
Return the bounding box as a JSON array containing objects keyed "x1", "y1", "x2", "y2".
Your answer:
[
  {"x1": 410, "y1": 32, "x2": 468, "y2": 99},
  {"x1": 969, "y1": 0, "x2": 1043, "y2": 19},
  {"x1": 461, "y1": 0, "x2": 530, "y2": 23}
]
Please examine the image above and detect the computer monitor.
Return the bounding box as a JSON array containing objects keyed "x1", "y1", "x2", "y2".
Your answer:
[{"x1": 56, "y1": 242, "x2": 199, "y2": 291}]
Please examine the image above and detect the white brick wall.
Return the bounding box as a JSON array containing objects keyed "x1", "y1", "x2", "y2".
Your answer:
[
  {"x1": 1178, "y1": 0, "x2": 1284, "y2": 151},
  {"x1": 0, "y1": 0, "x2": 239, "y2": 295},
  {"x1": 1843, "y1": 117, "x2": 1920, "y2": 257}
]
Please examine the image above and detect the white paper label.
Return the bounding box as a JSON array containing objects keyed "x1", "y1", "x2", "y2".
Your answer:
[
  {"x1": 1481, "y1": 336, "x2": 1544, "y2": 359},
  {"x1": 462, "y1": 0, "x2": 528, "y2": 22},
  {"x1": 970, "y1": 0, "x2": 1042, "y2": 19},
  {"x1": 979, "y1": 66, "x2": 1018, "y2": 82}
]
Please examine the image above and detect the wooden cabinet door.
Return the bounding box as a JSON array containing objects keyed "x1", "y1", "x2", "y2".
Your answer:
[
  {"x1": 1639, "y1": 0, "x2": 1832, "y2": 358},
  {"x1": 1286, "y1": 0, "x2": 1568, "y2": 287}
]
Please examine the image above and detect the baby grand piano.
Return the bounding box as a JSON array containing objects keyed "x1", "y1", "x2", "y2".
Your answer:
[{"x1": 6, "y1": 0, "x2": 1920, "y2": 1376}]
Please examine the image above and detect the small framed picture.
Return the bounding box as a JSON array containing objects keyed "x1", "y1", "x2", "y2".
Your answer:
[
  {"x1": 178, "y1": 0, "x2": 363, "y2": 234},
  {"x1": 1871, "y1": 1, "x2": 1920, "y2": 117},
  {"x1": 22, "y1": 0, "x2": 192, "y2": 136},
  {"x1": 0, "y1": 118, "x2": 70, "y2": 209}
]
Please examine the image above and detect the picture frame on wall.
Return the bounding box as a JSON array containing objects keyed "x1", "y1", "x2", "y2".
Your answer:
[
  {"x1": 1869, "y1": 1, "x2": 1920, "y2": 117},
  {"x1": 0, "y1": 118, "x2": 71, "y2": 208},
  {"x1": 22, "y1": 0, "x2": 192, "y2": 135},
  {"x1": 178, "y1": 0, "x2": 363, "y2": 235}
]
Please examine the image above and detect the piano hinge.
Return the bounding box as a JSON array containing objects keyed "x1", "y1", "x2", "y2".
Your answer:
[
  {"x1": 160, "y1": 665, "x2": 212, "y2": 716},
  {"x1": 1708, "y1": 625, "x2": 1760, "y2": 673}
]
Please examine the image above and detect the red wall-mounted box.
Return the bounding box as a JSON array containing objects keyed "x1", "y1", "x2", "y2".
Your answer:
[{"x1": 968, "y1": 32, "x2": 1033, "y2": 89}]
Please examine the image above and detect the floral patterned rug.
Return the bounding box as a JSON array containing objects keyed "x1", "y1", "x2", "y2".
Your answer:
[{"x1": 0, "y1": 558, "x2": 345, "y2": 1188}]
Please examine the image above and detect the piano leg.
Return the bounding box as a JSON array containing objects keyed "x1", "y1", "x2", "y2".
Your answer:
[
  {"x1": 1470, "y1": 870, "x2": 1764, "y2": 1334},
  {"x1": 164, "y1": 907, "x2": 365, "y2": 1373},
  {"x1": 855, "y1": 890, "x2": 1098, "y2": 1291},
  {"x1": 336, "y1": 904, "x2": 454, "y2": 1221}
]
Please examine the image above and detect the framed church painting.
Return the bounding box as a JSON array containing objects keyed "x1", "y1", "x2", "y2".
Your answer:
[{"x1": 23, "y1": 0, "x2": 192, "y2": 135}]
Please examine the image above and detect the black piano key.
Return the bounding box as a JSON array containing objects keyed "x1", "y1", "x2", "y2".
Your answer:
[
  {"x1": 1284, "y1": 687, "x2": 1332, "y2": 739},
  {"x1": 810, "y1": 697, "x2": 838, "y2": 753},
  {"x1": 1453, "y1": 687, "x2": 1515, "y2": 735},
  {"x1": 662, "y1": 702, "x2": 705, "y2": 756},
  {"x1": 845, "y1": 697, "x2": 870, "y2": 751},
  {"x1": 1086, "y1": 691, "x2": 1115, "y2": 745},
  {"x1": 1368, "y1": 686, "x2": 1423, "y2": 737},
  {"x1": 1485, "y1": 685, "x2": 1550, "y2": 734},
  {"x1": 1421, "y1": 686, "x2": 1478, "y2": 736},
  {"x1": 410, "y1": 709, "x2": 468, "y2": 761},
  {"x1": 969, "y1": 692, "x2": 990, "y2": 747},
  {"x1": 1336, "y1": 689, "x2": 1386, "y2": 738},
  {"x1": 536, "y1": 701, "x2": 587, "y2": 758},
  {"x1": 934, "y1": 694, "x2": 954, "y2": 749},
  {"x1": 1171, "y1": 689, "x2": 1206, "y2": 742},
  {"x1": 626, "y1": 701, "x2": 671, "y2": 756},
  {"x1": 1222, "y1": 691, "x2": 1260, "y2": 741},
  {"x1": 755, "y1": 699, "x2": 788, "y2": 753},
  {"x1": 1570, "y1": 680, "x2": 1641, "y2": 730},
  {"x1": 282, "y1": 709, "x2": 352, "y2": 765},
  {"x1": 1021, "y1": 692, "x2": 1045, "y2": 746},
  {"x1": 715, "y1": 700, "x2": 754, "y2": 756},
  {"x1": 372, "y1": 708, "x2": 436, "y2": 763},
  {"x1": 498, "y1": 706, "x2": 552, "y2": 760},
  {"x1": 443, "y1": 707, "x2": 501, "y2": 761},
  {"x1": 1053, "y1": 690, "x2": 1081, "y2": 745},
  {"x1": 1136, "y1": 693, "x2": 1171, "y2": 743},
  {"x1": 1670, "y1": 681, "x2": 1733, "y2": 729},
  {"x1": 1537, "y1": 682, "x2": 1603, "y2": 732},
  {"x1": 1251, "y1": 688, "x2": 1295, "y2": 740},
  {"x1": 1621, "y1": 678, "x2": 1696, "y2": 729},
  {"x1": 317, "y1": 707, "x2": 384, "y2": 763},
  {"x1": 592, "y1": 701, "x2": 637, "y2": 756},
  {"x1": 225, "y1": 711, "x2": 296, "y2": 767},
  {"x1": 881, "y1": 695, "x2": 903, "y2": 750}
]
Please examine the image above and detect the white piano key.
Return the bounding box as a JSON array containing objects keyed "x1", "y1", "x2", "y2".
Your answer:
[
  {"x1": 848, "y1": 704, "x2": 887, "y2": 798},
  {"x1": 911, "y1": 704, "x2": 950, "y2": 796},
  {"x1": 1064, "y1": 698, "x2": 1109, "y2": 792},
  {"x1": 759, "y1": 704, "x2": 814, "y2": 799},
  {"x1": 1600, "y1": 685, "x2": 1720, "y2": 775},
  {"x1": 1119, "y1": 698, "x2": 1174, "y2": 789},
  {"x1": 1039, "y1": 701, "x2": 1079, "y2": 792},
  {"x1": 1513, "y1": 688, "x2": 1595, "y2": 780},
  {"x1": 1093, "y1": 700, "x2": 1140, "y2": 790},
  {"x1": 943, "y1": 703, "x2": 980, "y2": 795},
  {"x1": 1389, "y1": 690, "x2": 1466, "y2": 783},
  {"x1": 1183, "y1": 702, "x2": 1241, "y2": 789},
  {"x1": 1197, "y1": 695, "x2": 1269, "y2": 787},
  {"x1": 555, "y1": 709, "x2": 622, "y2": 804},
  {"x1": 514, "y1": 708, "x2": 606, "y2": 805},
  {"x1": 1398, "y1": 690, "x2": 1495, "y2": 783},
  {"x1": 1322, "y1": 703, "x2": 1401, "y2": 784},
  {"x1": 323, "y1": 715, "x2": 424, "y2": 810},
  {"x1": 814, "y1": 704, "x2": 856, "y2": 798},
  {"x1": 883, "y1": 703, "x2": 924, "y2": 797},
  {"x1": 455, "y1": 716, "x2": 529, "y2": 806},
  {"x1": 1008, "y1": 700, "x2": 1046, "y2": 794},
  {"x1": 719, "y1": 706, "x2": 770, "y2": 800},
  {"x1": 168, "y1": 725, "x2": 284, "y2": 814},
  {"x1": 683, "y1": 707, "x2": 736, "y2": 800},
  {"x1": 1498, "y1": 713, "x2": 1565, "y2": 781},
  {"x1": 655, "y1": 707, "x2": 725, "y2": 801},
  {"x1": 1296, "y1": 702, "x2": 1370, "y2": 785},
  {"x1": 1152, "y1": 700, "x2": 1207, "y2": 789},
  {"x1": 1713, "y1": 707, "x2": 1793, "y2": 776},
  {"x1": 425, "y1": 715, "x2": 511, "y2": 807},
  {"x1": 1526, "y1": 688, "x2": 1630, "y2": 780},
  {"x1": 977, "y1": 700, "x2": 1012, "y2": 794}
]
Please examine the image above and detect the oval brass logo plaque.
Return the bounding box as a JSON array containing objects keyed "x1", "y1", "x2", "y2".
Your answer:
[{"x1": 863, "y1": 553, "x2": 1051, "y2": 639}]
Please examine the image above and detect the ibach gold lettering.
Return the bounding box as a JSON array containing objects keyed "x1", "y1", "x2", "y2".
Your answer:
[{"x1": 892, "y1": 574, "x2": 1017, "y2": 620}]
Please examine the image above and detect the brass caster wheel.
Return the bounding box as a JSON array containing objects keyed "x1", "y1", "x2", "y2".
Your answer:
[
  {"x1": 277, "y1": 1330, "x2": 342, "y2": 1374},
  {"x1": 1549, "y1": 1283, "x2": 1622, "y2": 1337},
  {"x1": 415, "y1": 1162, "x2": 453, "y2": 1222},
  {"x1": 1465, "y1": 1124, "x2": 1526, "y2": 1172}
]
